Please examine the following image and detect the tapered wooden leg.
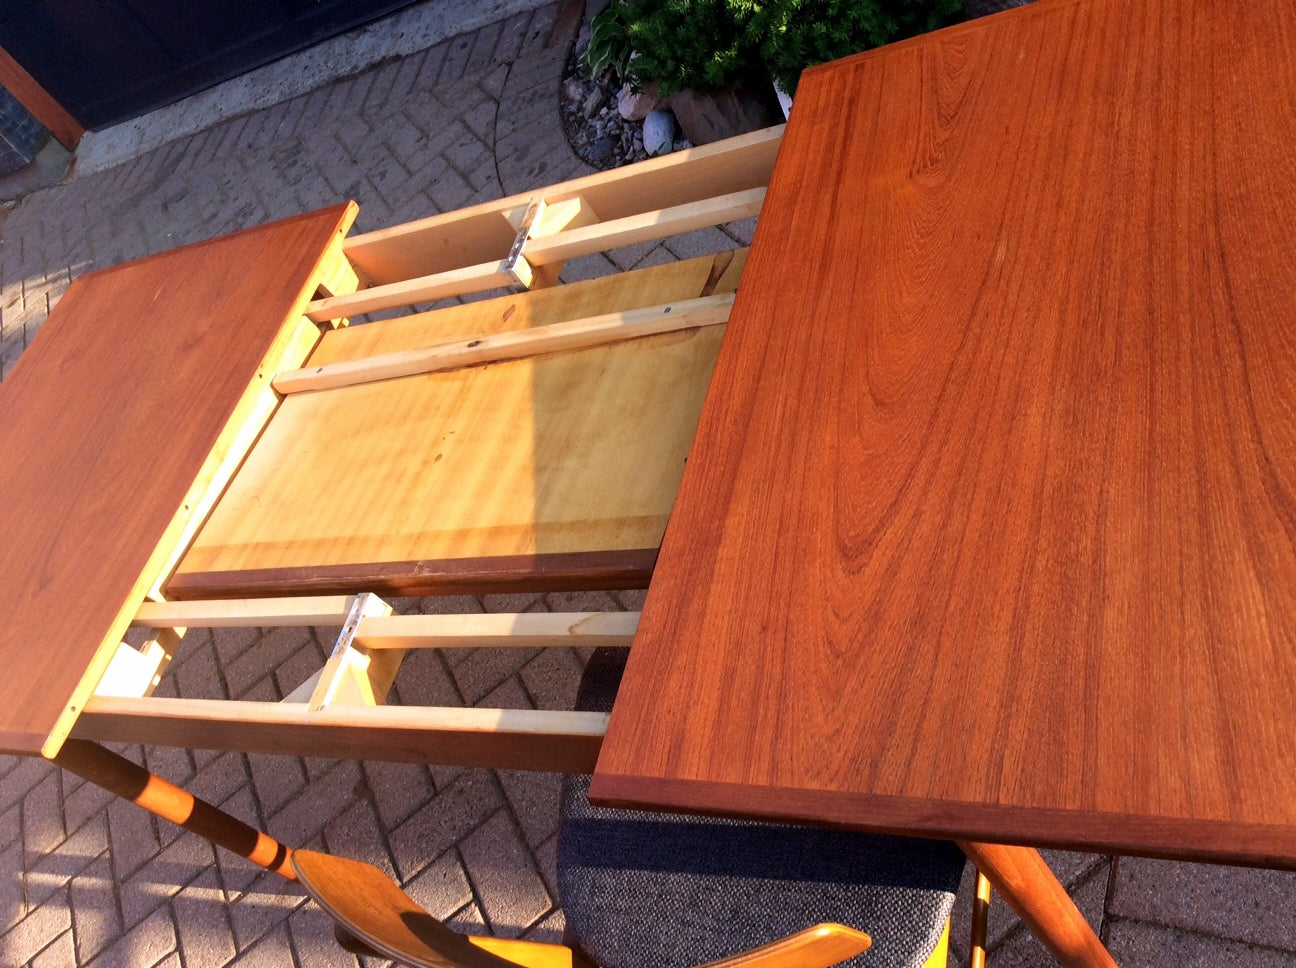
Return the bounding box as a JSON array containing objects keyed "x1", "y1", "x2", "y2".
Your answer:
[
  {"x1": 969, "y1": 869, "x2": 991, "y2": 968},
  {"x1": 957, "y1": 842, "x2": 1114, "y2": 968},
  {"x1": 52, "y1": 739, "x2": 295, "y2": 880}
]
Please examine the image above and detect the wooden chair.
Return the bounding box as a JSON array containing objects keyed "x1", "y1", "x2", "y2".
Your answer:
[
  {"x1": 288, "y1": 652, "x2": 988, "y2": 968},
  {"x1": 292, "y1": 848, "x2": 873, "y2": 968}
]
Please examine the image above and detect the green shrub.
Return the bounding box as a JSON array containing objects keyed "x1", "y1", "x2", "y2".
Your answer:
[
  {"x1": 752, "y1": 0, "x2": 965, "y2": 94},
  {"x1": 582, "y1": 2, "x2": 635, "y2": 84},
  {"x1": 608, "y1": 0, "x2": 963, "y2": 97}
]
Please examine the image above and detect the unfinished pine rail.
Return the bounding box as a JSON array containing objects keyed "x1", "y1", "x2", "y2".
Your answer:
[
  {"x1": 79, "y1": 594, "x2": 638, "y2": 774},
  {"x1": 305, "y1": 125, "x2": 781, "y2": 322}
]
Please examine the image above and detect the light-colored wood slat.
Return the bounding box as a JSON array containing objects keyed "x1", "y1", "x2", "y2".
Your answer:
[
  {"x1": 308, "y1": 593, "x2": 399, "y2": 709},
  {"x1": 283, "y1": 671, "x2": 322, "y2": 704},
  {"x1": 74, "y1": 696, "x2": 608, "y2": 774},
  {"x1": 526, "y1": 195, "x2": 600, "y2": 290},
  {"x1": 275, "y1": 294, "x2": 733, "y2": 394},
  {"x1": 305, "y1": 260, "x2": 517, "y2": 323},
  {"x1": 354, "y1": 611, "x2": 640, "y2": 649},
  {"x1": 0, "y1": 203, "x2": 357, "y2": 759},
  {"x1": 170, "y1": 251, "x2": 746, "y2": 598},
  {"x1": 92, "y1": 637, "x2": 174, "y2": 699},
  {"x1": 344, "y1": 126, "x2": 781, "y2": 285},
  {"x1": 523, "y1": 189, "x2": 766, "y2": 266},
  {"x1": 133, "y1": 596, "x2": 357, "y2": 628}
]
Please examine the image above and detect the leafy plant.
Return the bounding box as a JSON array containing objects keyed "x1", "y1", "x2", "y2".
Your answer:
[
  {"x1": 751, "y1": 0, "x2": 965, "y2": 95},
  {"x1": 611, "y1": 0, "x2": 964, "y2": 97},
  {"x1": 581, "y1": 2, "x2": 635, "y2": 84},
  {"x1": 622, "y1": 0, "x2": 765, "y2": 96}
]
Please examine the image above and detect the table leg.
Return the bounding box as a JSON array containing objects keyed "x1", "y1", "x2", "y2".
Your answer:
[
  {"x1": 957, "y1": 841, "x2": 1115, "y2": 968},
  {"x1": 52, "y1": 738, "x2": 295, "y2": 880}
]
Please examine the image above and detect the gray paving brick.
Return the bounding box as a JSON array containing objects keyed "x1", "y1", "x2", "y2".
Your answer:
[
  {"x1": 460, "y1": 809, "x2": 552, "y2": 938},
  {"x1": 28, "y1": 925, "x2": 75, "y2": 968},
  {"x1": 323, "y1": 798, "x2": 395, "y2": 879},
  {"x1": 437, "y1": 33, "x2": 477, "y2": 87},
  {"x1": 21, "y1": 773, "x2": 65, "y2": 860},
  {"x1": 225, "y1": 870, "x2": 304, "y2": 952},
  {"x1": 24, "y1": 811, "x2": 107, "y2": 909},
  {"x1": 402, "y1": 848, "x2": 474, "y2": 921},
  {"x1": 68, "y1": 856, "x2": 121, "y2": 964},
  {"x1": 363, "y1": 760, "x2": 437, "y2": 830},
  {"x1": 0, "y1": 839, "x2": 25, "y2": 933},
  {"x1": 0, "y1": 801, "x2": 20, "y2": 852},
  {"x1": 497, "y1": 770, "x2": 562, "y2": 848},
  {"x1": 519, "y1": 646, "x2": 583, "y2": 710},
  {"x1": 1107, "y1": 919, "x2": 1296, "y2": 967},
  {"x1": 246, "y1": 753, "x2": 309, "y2": 819},
  {"x1": 414, "y1": 39, "x2": 452, "y2": 92},
  {"x1": 524, "y1": 906, "x2": 566, "y2": 944},
  {"x1": 285, "y1": 903, "x2": 359, "y2": 967},
  {"x1": 0, "y1": 897, "x2": 71, "y2": 967},
  {"x1": 268, "y1": 760, "x2": 364, "y2": 845},
  {"x1": 1111, "y1": 857, "x2": 1296, "y2": 952},
  {"x1": 452, "y1": 646, "x2": 540, "y2": 705},
  {"x1": 118, "y1": 835, "x2": 217, "y2": 930},
  {"x1": 170, "y1": 869, "x2": 236, "y2": 968},
  {"x1": 389, "y1": 770, "x2": 503, "y2": 880}
]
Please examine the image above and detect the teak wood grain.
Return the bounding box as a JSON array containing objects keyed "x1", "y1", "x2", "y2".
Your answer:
[
  {"x1": 168, "y1": 251, "x2": 745, "y2": 599},
  {"x1": 0, "y1": 204, "x2": 355, "y2": 757},
  {"x1": 592, "y1": 0, "x2": 1296, "y2": 867}
]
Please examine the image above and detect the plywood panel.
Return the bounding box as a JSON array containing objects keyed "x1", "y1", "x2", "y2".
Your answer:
[
  {"x1": 593, "y1": 0, "x2": 1296, "y2": 867},
  {"x1": 0, "y1": 204, "x2": 356, "y2": 757},
  {"x1": 169, "y1": 250, "x2": 746, "y2": 598}
]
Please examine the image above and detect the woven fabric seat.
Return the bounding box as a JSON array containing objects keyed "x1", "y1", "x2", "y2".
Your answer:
[{"x1": 559, "y1": 649, "x2": 965, "y2": 968}]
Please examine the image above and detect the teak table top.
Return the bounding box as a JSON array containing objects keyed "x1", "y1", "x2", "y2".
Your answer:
[
  {"x1": 592, "y1": 0, "x2": 1296, "y2": 867},
  {"x1": 0, "y1": 205, "x2": 354, "y2": 758}
]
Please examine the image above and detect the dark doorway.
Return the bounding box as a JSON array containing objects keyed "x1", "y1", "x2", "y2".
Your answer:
[{"x1": 0, "y1": 1, "x2": 418, "y2": 128}]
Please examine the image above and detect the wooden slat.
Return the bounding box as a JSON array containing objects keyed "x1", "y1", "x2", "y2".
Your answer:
[
  {"x1": 523, "y1": 189, "x2": 766, "y2": 266},
  {"x1": 344, "y1": 126, "x2": 780, "y2": 285},
  {"x1": 305, "y1": 260, "x2": 516, "y2": 322},
  {"x1": 308, "y1": 593, "x2": 398, "y2": 709},
  {"x1": 354, "y1": 611, "x2": 640, "y2": 649},
  {"x1": 592, "y1": 0, "x2": 1296, "y2": 868},
  {"x1": 74, "y1": 696, "x2": 608, "y2": 774},
  {"x1": 170, "y1": 251, "x2": 745, "y2": 599},
  {"x1": 0, "y1": 204, "x2": 357, "y2": 758},
  {"x1": 133, "y1": 596, "x2": 356, "y2": 628},
  {"x1": 276, "y1": 294, "x2": 733, "y2": 394}
]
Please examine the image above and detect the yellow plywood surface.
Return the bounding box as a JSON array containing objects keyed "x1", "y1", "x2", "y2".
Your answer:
[{"x1": 170, "y1": 251, "x2": 745, "y2": 597}]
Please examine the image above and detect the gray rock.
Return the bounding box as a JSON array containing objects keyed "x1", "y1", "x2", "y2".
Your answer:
[
  {"x1": 589, "y1": 136, "x2": 616, "y2": 165},
  {"x1": 617, "y1": 83, "x2": 660, "y2": 122},
  {"x1": 642, "y1": 109, "x2": 676, "y2": 156},
  {"x1": 564, "y1": 77, "x2": 586, "y2": 102},
  {"x1": 582, "y1": 87, "x2": 607, "y2": 119}
]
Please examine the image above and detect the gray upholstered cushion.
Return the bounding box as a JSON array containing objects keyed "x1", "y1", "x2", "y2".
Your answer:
[{"x1": 558, "y1": 649, "x2": 965, "y2": 968}]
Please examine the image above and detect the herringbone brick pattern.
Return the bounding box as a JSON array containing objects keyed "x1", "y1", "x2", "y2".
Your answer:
[{"x1": 2, "y1": 3, "x2": 1295, "y2": 966}]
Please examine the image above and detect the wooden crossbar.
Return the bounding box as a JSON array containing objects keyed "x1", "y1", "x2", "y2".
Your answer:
[
  {"x1": 274, "y1": 294, "x2": 733, "y2": 394},
  {"x1": 522, "y1": 188, "x2": 766, "y2": 266},
  {"x1": 353, "y1": 611, "x2": 640, "y2": 649},
  {"x1": 304, "y1": 258, "x2": 529, "y2": 322},
  {"x1": 133, "y1": 596, "x2": 358, "y2": 627},
  {"x1": 74, "y1": 697, "x2": 608, "y2": 774}
]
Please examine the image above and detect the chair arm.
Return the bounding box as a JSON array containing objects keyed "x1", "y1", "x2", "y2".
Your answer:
[{"x1": 699, "y1": 923, "x2": 872, "y2": 968}]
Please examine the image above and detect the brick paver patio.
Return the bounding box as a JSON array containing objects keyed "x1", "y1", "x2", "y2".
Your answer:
[{"x1": 1, "y1": 3, "x2": 1294, "y2": 965}]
